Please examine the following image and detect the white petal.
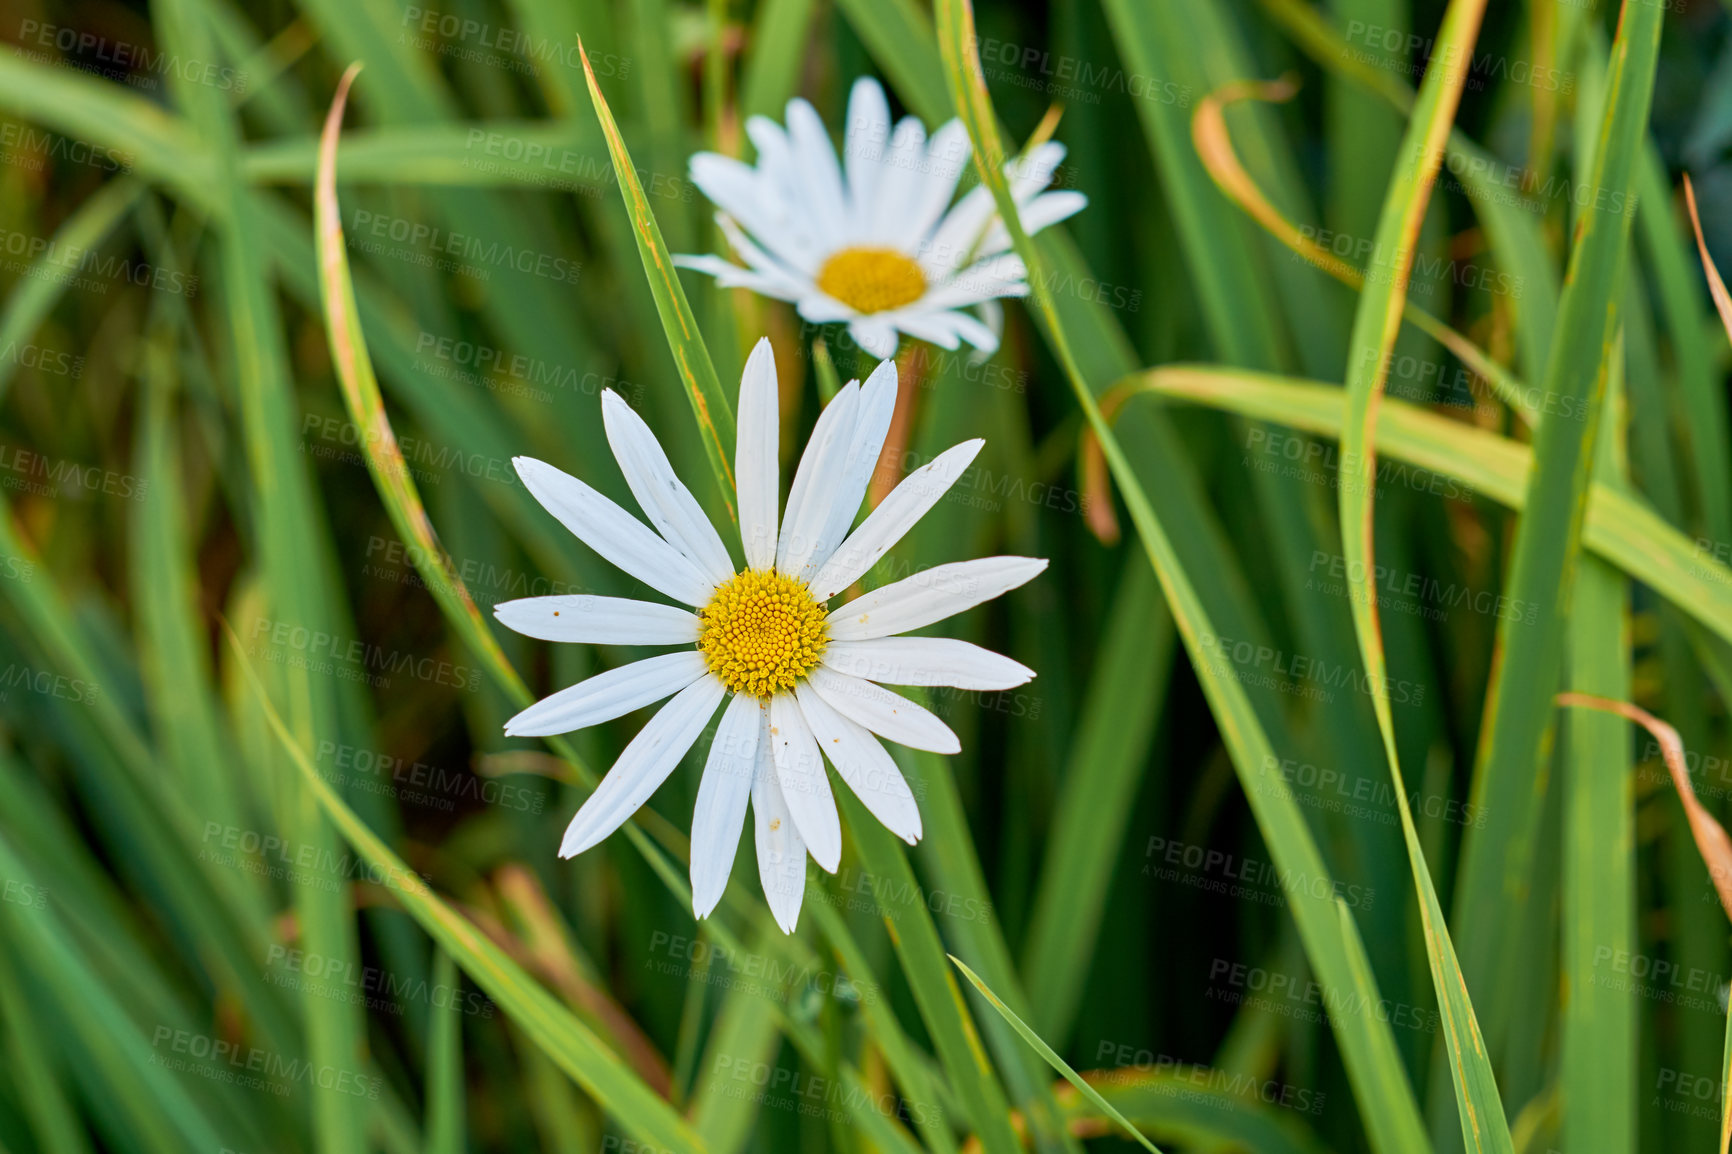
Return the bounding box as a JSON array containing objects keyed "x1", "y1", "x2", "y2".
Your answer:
[
  {"x1": 823, "y1": 637, "x2": 1035, "y2": 690},
  {"x1": 890, "y1": 311, "x2": 963, "y2": 350},
  {"x1": 810, "y1": 439, "x2": 984, "y2": 599},
  {"x1": 921, "y1": 254, "x2": 1029, "y2": 311},
  {"x1": 601, "y1": 391, "x2": 736, "y2": 583},
  {"x1": 1008, "y1": 142, "x2": 1068, "y2": 199},
  {"x1": 921, "y1": 185, "x2": 996, "y2": 274},
  {"x1": 777, "y1": 381, "x2": 860, "y2": 577},
  {"x1": 713, "y1": 214, "x2": 813, "y2": 297},
  {"x1": 843, "y1": 78, "x2": 891, "y2": 231},
  {"x1": 806, "y1": 358, "x2": 900, "y2": 581},
  {"x1": 828, "y1": 556, "x2": 1048, "y2": 641},
  {"x1": 768, "y1": 692, "x2": 841, "y2": 871},
  {"x1": 902, "y1": 120, "x2": 972, "y2": 248},
  {"x1": 505, "y1": 651, "x2": 708, "y2": 737},
  {"x1": 785, "y1": 98, "x2": 849, "y2": 242},
  {"x1": 795, "y1": 293, "x2": 858, "y2": 325},
  {"x1": 672, "y1": 253, "x2": 803, "y2": 302},
  {"x1": 494, "y1": 595, "x2": 700, "y2": 645},
  {"x1": 805, "y1": 665, "x2": 960, "y2": 754},
  {"x1": 917, "y1": 145, "x2": 1074, "y2": 271},
  {"x1": 889, "y1": 309, "x2": 1002, "y2": 354},
  {"x1": 743, "y1": 117, "x2": 824, "y2": 271},
  {"x1": 795, "y1": 682, "x2": 922, "y2": 843},
  {"x1": 869, "y1": 119, "x2": 928, "y2": 245},
  {"x1": 514, "y1": 457, "x2": 717, "y2": 606},
  {"x1": 736, "y1": 338, "x2": 781, "y2": 569},
  {"x1": 1018, "y1": 189, "x2": 1088, "y2": 235},
  {"x1": 691, "y1": 692, "x2": 762, "y2": 918},
  {"x1": 752, "y1": 726, "x2": 807, "y2": 932},
  {"x1": 688, "y1": 153, "x2": 796, "y2": 265},
  {"x1": 558, "y1": 675, "x2": 726, "y2": 857},
  {"x1": 972, "y1": 301, "x2": 1004, "y2": 353},
  {"x1": 848, "y1": 318, "x2": 900, "y2": 359}
]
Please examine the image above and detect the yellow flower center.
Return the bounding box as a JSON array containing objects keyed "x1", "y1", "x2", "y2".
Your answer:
[
  {"x1": 697, "y1": 569, "x2": 829, "y2": 698},
  {"x1": 815, "y1": 246, "x2": 927, "y2": 314}
]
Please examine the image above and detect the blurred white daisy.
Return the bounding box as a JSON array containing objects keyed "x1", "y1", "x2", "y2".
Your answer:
[
  {"x1": 496, "y1": 339, "x2": 1045, "y2": 931},
  {"x1": 674, "y1": 77, "x2": 1087, "y2": 359}
]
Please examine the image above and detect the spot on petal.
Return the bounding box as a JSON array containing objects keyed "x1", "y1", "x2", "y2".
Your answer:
[{"x1": 770, "y1": 818, "x2": 781, "y2": 831}]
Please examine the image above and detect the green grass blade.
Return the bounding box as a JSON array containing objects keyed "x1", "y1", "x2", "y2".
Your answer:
[
  {"x1": 0, "y1": 54, "x2": 215, "y2": 207},
  {"x1": 0, "y1": 935, "x2": 91, "y2": 1154},
  {"x1": 830, "y1": 0, "x2": 950, "y2": 126},
  {"x1": 425, "y1": 949, "x2": 465, "y2": 1154},
  {"x1": 223, "y1": 623, "x2": 708, "y2": 1154},
  {"x1": 931, "y1": 5, "x2": 1430, "y2": 1151},
  {"x1": 578, "y1": 42, "x2": 737, "y2": 524},
  {"x1": 1449, "y1": 0, "x2": 1663, "y2": 1047},
  {"x1": 315, "y1": 65, "x2": 533, "y2": 703},
  {"x1": 1058, "y1": 1064, "x2": 1329, "y2": 1154},
  {"x1": 838, "y1": 788, "x2": 1022, "y2": 1154},
  {"x1": 1562, "y1": 567, "x2": 1635, "y2": 1150},
  {"x1": 949, "y1": 955, "x2": 1163, "y2": 1154},
  {"x1": 739, "y1": 0, "x2": 817, "y2": 121},
  {"x1": 1118, "y1": 367, "x2": 1732, "y2": 647},
  {"x1": 0, "y1": 833, "x2": 227, "y2": 1152},
  {"x1": 0, "y1": 176, "x2": 141, "y2": 404},
  {"x1": 1021, "y1": 561, "x2": 1171, "y2": 1043},
  {"x1": 1332, "y1": 0, "x2": 1511, "y2": 1146}
]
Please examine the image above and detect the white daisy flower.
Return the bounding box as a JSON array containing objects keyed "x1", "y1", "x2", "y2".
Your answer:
[
  {"x1": 674, "y1": 77, "x2": 1087, "y2": 360},
  {"x1": 496, "y1": 338, "x2": 1046, "y2": 932}
]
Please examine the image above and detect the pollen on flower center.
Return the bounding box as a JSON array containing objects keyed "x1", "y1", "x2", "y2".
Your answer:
[
  {"x1": 815, "y1": 246, "x2": 927, "y2": 314},
  {"x1": 697, "y1": 569, "x2": 829, "y2": 698}
]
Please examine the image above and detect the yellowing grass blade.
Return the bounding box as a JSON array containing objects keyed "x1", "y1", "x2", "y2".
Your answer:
[
  {"x1": 1101, "y1": 367, "x2": 1732, "y2": 649},
  {"x1": 1190, "y1": 76, "x2": 1534, "y2": 423}
]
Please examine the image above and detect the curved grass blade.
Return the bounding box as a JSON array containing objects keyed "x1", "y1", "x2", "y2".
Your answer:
[
  {"x1": 1104, "y1": 367, "x2": 1732, "y2": 647},
  {"x1": 1330, "y1": 1, "x2": 1513, "y2": 1147},
  {"x1": 0, "y1": 53, "x2": 215, "y2": 209},
  {"x1": 932, "y1": 5, "x2": 1430, "y2": 1150},
  {"x1": 1250, "y1": 0, "x2": 1563, "y2": 384},
  {"x1": 949, "y1": 956, "x2": 1163, "y2": 1154},
  {"x1": 221, "y1": 622, "x2": 708, "y2": 1154},
  {"x1": 1557, "y1": 693, "x2": 1732, "y2": 925},
  {"x1": 1191, "y1": 77, "x2": 1535, "y2": 423}
]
